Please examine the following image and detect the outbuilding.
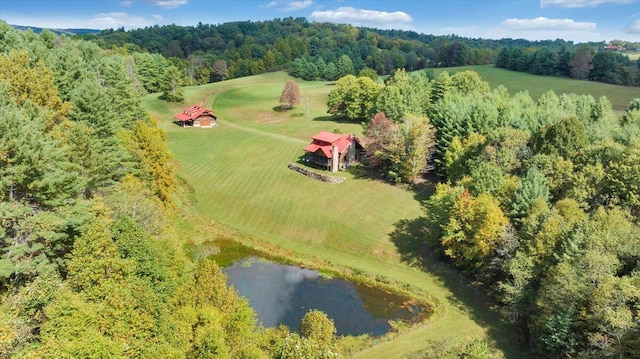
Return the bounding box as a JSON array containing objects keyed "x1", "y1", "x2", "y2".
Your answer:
[{"x1": 174, "y1": 104, "x2": 217, "y2": 128}]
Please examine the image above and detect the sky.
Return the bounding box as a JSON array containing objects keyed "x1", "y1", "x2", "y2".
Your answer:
[{"x1": 1, "y1": 0, "x2": 639, "y2": 43}]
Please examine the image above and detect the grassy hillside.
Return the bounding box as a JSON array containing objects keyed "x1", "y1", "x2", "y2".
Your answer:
[
  {"x1": 143, "y1": 71, "x2": 522, "y2": 358},
  {"x1": 435, "y1": 65, "x2": 639, "y2": 112}
]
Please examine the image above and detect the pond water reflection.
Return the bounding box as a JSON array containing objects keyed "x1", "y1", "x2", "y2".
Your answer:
[{"x1": 224, "y1": 257, "x2": 420, "y2": 337}]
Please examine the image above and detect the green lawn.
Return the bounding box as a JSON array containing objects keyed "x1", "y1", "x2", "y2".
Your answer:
[
  {"x1": 435, "y1": 64, "x2": 639, "y2": 112},
  {"x1": 143, "y1": 72, "x2": 522, "y2": 358}
]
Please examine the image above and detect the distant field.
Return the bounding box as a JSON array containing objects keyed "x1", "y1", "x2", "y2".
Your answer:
[
  {"x1": 623, "y1": 52, "x2": 640, "y2": 61},
  {"x1": 434, "y1": 64, "x2": 639, "y2": 112},
  {"x1": 142, "y1": 72, "x2": 522, "y2": 358}
]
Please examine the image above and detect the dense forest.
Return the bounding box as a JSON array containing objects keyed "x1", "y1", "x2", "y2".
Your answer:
[
  {"x1": 80, "y1": 17, "x2": 640, "y2": 87},
  {"x1": 496, "y1": 45, "x2": 640, "y2": 86},
  {"x1": 0, "y1": 23, "x2": 343, "y2": 358},
  {"x1": 328, "y1": 67, "x2": 640, "y2": 357}
]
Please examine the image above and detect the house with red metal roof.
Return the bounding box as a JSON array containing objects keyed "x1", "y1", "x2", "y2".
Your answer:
[
  {"x1": 303, "y1": 131, "x2": 363, "y2": 172},
  {"x1": 173, "y1": 103, "x2": 217, "y2": 128}
]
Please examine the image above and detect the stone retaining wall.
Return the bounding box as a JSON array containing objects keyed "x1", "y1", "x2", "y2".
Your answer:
[{"x1": 288, "y1": 163, "x2": 345, "y2": 184}]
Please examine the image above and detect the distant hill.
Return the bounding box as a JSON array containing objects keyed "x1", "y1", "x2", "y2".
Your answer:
[
  {"x1": 82, "y1": 17, "x2": 573, "y2": 81},
  {"x1": 69, "y1": 16, "x2": 638, "y2": 87},
  {"x1": 11, "y1": 24, "x2": 101, "y2": 36}
]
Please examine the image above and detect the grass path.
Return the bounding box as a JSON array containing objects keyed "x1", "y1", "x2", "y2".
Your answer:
[
  {"x1": 144, "y1": 72, "x2": 523, "y2": 358},
  {"x1": 211, "y1": 115, "x2": 308, "y2": 145}
]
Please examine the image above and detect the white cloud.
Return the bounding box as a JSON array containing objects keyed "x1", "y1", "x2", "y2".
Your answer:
[
  {"x1": 120, "y1": 0, "x2": 133, "y2": 6},
  {"x1": 540, "y1": 0, "x2": 635, "y2": 7},
  {"x1": 625, "y1": 19, "x2": 640, "y2": 34},
  {"x1": 89, "y1": 12, "x2": 163, "y2": 29},
  {"x1": 309, "y1": 6, "x2": 413, "y2": 29},
  {"x1": 433, "y1": 25, "x2": 607, "y2": 43},
  {"x1": 500, "y1": 17, "x2": 596, "y2": 31},
  {"x1": 140, "y1": 0, "x2": 188, "y2": 9},
  {"x1": 266, "y1": 0, "x2": 314, "y2": 11}
]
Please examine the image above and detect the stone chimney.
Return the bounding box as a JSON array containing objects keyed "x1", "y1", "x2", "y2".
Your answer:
[{"x1": 331, "y1": 145, "x2": 339, "y2": 173}]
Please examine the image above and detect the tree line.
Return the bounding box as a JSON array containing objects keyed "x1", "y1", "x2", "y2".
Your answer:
[
  {"x1": 496, "y1": 45, "x2": 640, "y2": 86},
  {"x1": 81, "y1": 17, "x2": 544, "y2": 84},
  {"x1": 327, "y1": 66, "x2": 640, "y2": 357},
  {"x1": 0, "y1": 23, "x2": 344, "y2": 358},
  {"x1": 77, "y1": 17, "x2": 640, "y2": 92}
]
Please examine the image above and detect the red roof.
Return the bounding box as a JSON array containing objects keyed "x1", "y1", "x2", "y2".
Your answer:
[
  {"x1": 312, "y1": 131, "x2": 344, "y2": 144},
  {"x1": 174, "y1": 104, "x2": 216, "y2": 121},
  {"x1": 304, "y1": 131, "x2": 358, "y2": 159}
]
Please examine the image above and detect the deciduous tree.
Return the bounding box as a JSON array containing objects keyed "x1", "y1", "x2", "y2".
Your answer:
[
  {"x1": 570, "y1": 45, "x2": 593, "y2": 80},
  {"x1": 279, "y1": 80, "x2": 301, "y2": 109},
  {"x1": 298, "y1": 310, "x2": 336, "y2": 345},
  {"x1": 211, "y1": 59, "x2": 229, "y2": 82},
  {"x1": 327, "y1": 75, "x2": 381, "y2": 121}
]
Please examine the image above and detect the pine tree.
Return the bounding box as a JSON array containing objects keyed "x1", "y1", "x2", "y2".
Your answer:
[
  {"x1": 68, "y1": 78, "x2": 129, "y2": 197},
  {"x1": 510, "y1": 166, "x2": 550, "y2": 222},
  {"x1": 161, "y1": 65, "x2": 185, "y2": 102}
]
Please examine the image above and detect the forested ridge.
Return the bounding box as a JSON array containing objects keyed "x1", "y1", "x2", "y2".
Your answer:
[
  {"x1": 328, "y1": 67, "x2": 640, "y2": 357},
  {"x1": 0, "y1": 23, "x2": 341, "y2": 358},
  {"x1": 80, "y1": 17, "x2": 639, "y2": 88}
]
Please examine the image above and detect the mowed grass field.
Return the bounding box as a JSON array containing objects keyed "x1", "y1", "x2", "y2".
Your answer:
[
  {"x1": 143, "y1": 71, "x2": 525, "y2": 358},
  {"x1": 435, "y1": 65, "x2": 639, "y2": 112}
]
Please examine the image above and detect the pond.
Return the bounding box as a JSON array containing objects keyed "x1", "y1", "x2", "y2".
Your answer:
[{"x1": 224, "y1": 257, "x2": 422, "y2": 337}]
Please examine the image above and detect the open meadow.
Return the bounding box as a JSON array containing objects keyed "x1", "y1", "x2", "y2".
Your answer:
[
  {"x1": 435, "y1": 65, "x2": 639, "y2": 112},
  {"x1": 143, "y1": 68, "x2": 640, "y2": 357},
  {"x1": 143, "y1": 69, "x2": 638, "y2": 358},
  {"x1": 143, "y1": 72, "x2": 521, "y2": 358}
]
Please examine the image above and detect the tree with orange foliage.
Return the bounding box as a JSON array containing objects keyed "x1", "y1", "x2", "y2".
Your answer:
[{"x1": 279, "y1": 80, "x2": 301, "y2": 109}]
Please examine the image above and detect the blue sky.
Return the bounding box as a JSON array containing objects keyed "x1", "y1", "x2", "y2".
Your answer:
[{"x1": 1, "y1": 0, "x2": 639, "y2": 43}]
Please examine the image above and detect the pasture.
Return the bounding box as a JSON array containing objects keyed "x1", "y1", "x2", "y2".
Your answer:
[{"x1": 434, "y1": 64, "x2": 639, "y2": 112}]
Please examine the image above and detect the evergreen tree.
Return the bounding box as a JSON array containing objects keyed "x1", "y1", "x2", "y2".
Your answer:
[
  {"x1": 509, "y1": 166, "x2": 550, "y2": 222},
  {"x1": 336, "y1": 54, "x2": 355, "y2": 78},
  {"x1": 160, "y1": 65, "x2": 185, "y2": 102},
  {"x1": 323, "y1": 62, "x2": 339, "y2": 81},
  {"x1": 68, "y1": 78, "x2": 129, "y2": 197},
  {"x1": 590, "y1": 51, "x2": 621, "y2": 84},
  {"x1": 533, "y1": 116, "x2": 589, "y2": 159}
]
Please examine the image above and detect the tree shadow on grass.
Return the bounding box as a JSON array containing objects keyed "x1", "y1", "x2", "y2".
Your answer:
[
  {"x1": 346, "y1": 164, "x2": 388, "y2": 182},
  {"x1": 389, "y1": 215, "x2": 526, "y2": 358},
  {"x1": 311, "y1": 115, "x2": 357, "y2": 124},
  {"x1": 348, "y1": 167, "x2": 438, "y2": 200}
]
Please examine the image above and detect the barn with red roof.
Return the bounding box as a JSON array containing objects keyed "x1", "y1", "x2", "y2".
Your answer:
[
  {"x1": 303, "y1": 131, "x2": 363, "y2": 172},
  {"x1": 174, "y1": 103, "x2": 217, "y2": 128}
]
